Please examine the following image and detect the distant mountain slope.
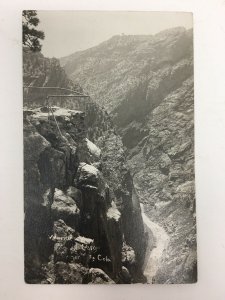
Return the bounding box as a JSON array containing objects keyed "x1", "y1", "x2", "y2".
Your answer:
[
  {"x1": 60, "y1": 27, "x2": 193, "y2": 114},
  {"x1": 60, "y1": 27, "x2": 197, "y2": 283}
]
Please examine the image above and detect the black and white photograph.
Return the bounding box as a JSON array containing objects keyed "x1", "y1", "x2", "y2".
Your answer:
[{"x1": 23, "y1": 10, "x2": 197, "y2": 284}]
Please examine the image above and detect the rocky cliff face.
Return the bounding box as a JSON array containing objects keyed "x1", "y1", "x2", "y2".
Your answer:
[
  {"x1": 24, "y1": 107, "x2": 147, "y2": 283},
  {"x1": 61, "y1": 27, "x2": 197, "y2": 283},
  {"x1": 129, "y1": 77, "x2": 196, "y2": 283},
  {"x1": 23, "y1": 50, "x2": 83, "y2": 106},
  {"x1": 23, "y1": 52, "x2": 147, "y2": 283}
]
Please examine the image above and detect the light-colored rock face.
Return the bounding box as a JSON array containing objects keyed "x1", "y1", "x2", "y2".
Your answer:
[{"x1": 61, "y1": 27, "x2": 196, "y2": 283}]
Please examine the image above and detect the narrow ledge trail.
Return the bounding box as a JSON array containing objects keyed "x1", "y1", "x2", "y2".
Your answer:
[{"x1": 140, "y1": 203, "x2": 170, "y2": 283}]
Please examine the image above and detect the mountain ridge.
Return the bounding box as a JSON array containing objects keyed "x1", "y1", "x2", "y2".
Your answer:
[
  {"x1": 60, "y1": 26, "x2": 191, "y2": 66},
  {"x1": 60, "y1": 27, "x2": 193, "y2": 114}
]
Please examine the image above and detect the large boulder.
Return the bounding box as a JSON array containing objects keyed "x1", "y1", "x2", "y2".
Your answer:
[
  {"x1": 55, "y1": 262, "x2": 88, "y2": 284},
  {"x1": 51, "y1": 219, "x2": 77, "y2": 242},
  {"x1": 51, "y1": 189, "x2": 80, "y2": 228},
  {"x1": 76, "y1": 163, "x2": 100, "y2": 189},
  {"x1": 87, "y1": 268, "x2": 115, "y2": 284},
  {"x1": 66, "y1": 186, "x2": 83, "y2": 210}
]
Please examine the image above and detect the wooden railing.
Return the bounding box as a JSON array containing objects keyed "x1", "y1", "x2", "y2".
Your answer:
[{"x1": 23, "y1": 86, "x2": 92, "y2": 111}]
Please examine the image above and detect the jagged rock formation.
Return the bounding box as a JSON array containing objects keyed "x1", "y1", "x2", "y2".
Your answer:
[
  {"x1": 61, "y1": 27, "x2": 197, "y2": 283},
  {"x1": 23, "y1": 52, "x2": 147, "y2": 283},
  {"x1": 23, "y1": 50, "x2": 83, "y2": 106}
]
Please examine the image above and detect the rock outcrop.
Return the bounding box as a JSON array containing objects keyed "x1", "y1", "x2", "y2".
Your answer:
[
  {"x1": 24, "y1": 106, "x2": 146, "y2": 283},
  {"x1": 23, "y1": 50, "x2": 83, "y2": 107}
]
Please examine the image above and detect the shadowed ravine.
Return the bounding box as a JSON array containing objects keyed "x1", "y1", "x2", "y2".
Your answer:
[{"x1": 140, "y1": 204, "x2": 170, "y2": 283}]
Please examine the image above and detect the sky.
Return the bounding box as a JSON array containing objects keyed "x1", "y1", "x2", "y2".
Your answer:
[{"x1": 37, "y1": 11, "x2": 193, "y2": 58}]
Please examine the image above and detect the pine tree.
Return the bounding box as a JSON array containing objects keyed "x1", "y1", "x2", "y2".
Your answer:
[{"x1": 22, "y1": 10, "x2": 45, "y2": 52}]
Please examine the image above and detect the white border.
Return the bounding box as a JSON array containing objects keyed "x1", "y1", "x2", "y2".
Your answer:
[{"x1": 1, "y1": 0, "x2": 225, "y2": 299}]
